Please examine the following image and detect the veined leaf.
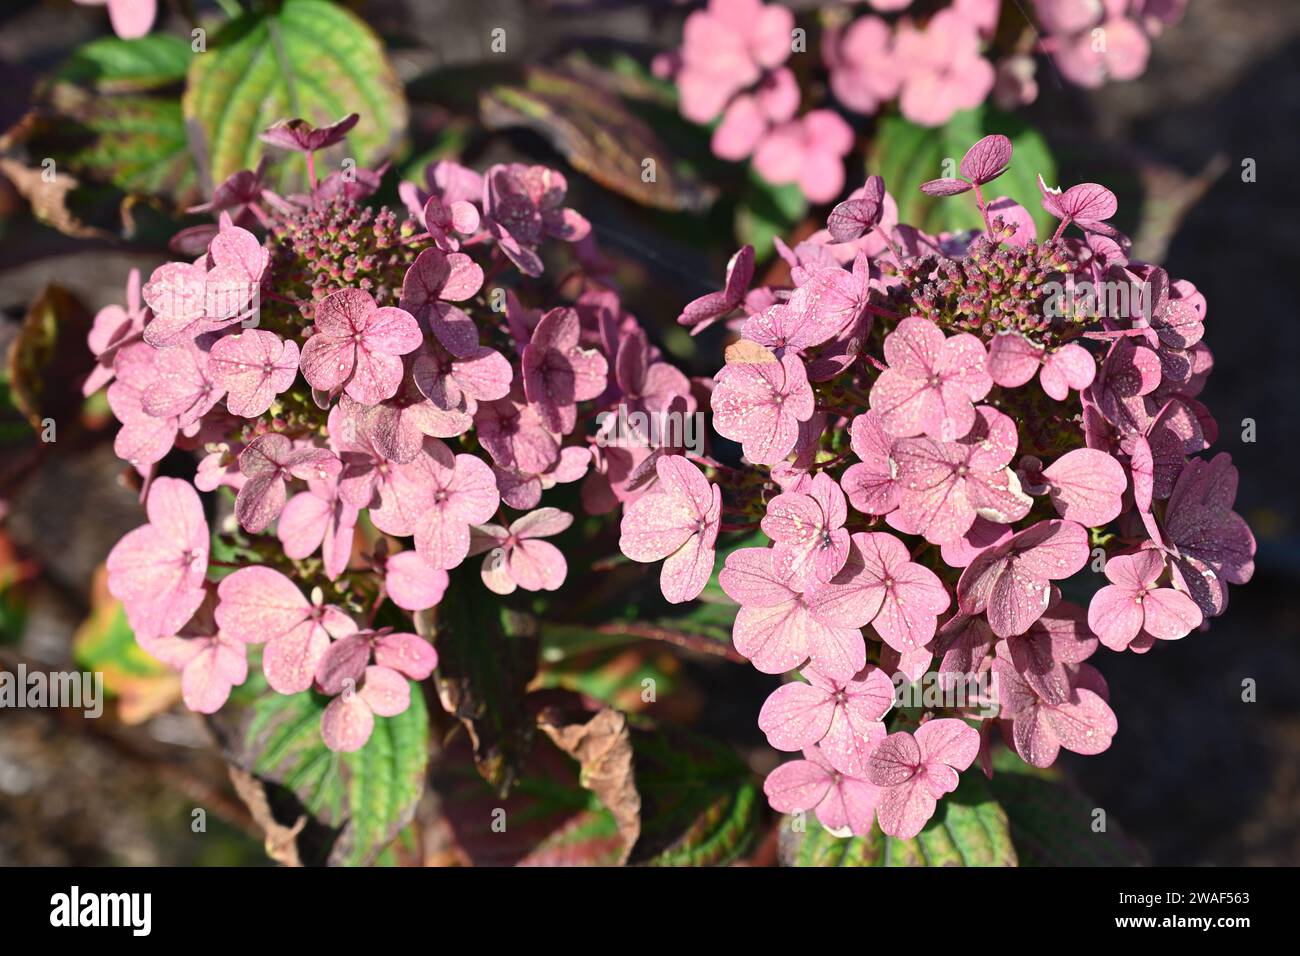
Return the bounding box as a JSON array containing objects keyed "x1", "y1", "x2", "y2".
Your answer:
[
  {"x1": 779, "y1": 768, "x2": 1017, "y2": 866},
  {"x1": 183, "y1": 0, "x2": 407, "y2": 189},
  {"x1": 872, "y1": 106, "x2": 1057, "y2": 240},
  {"x1": 231, "y1": 677, "x2": 431, "y2": 867},
  {"x1": 54, "y1": 34, "x2": 192, "y2": 93}
]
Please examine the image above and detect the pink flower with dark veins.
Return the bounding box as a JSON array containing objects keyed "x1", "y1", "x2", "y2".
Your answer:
[
  {"x1": 764, "y1": 744, "x2": 881, "y2": 837},
  {"x1": 259, "y1": 113, "x2": 359, "y2": 153},
  {"x1": 993, "y1": 645, "x2": 1117, "y2": 768},
  {"x1": 892, "y1": 405, "x2": 1032, "y2": 545},
  {"x1": 758, "y1": 663, "x2": 894, "y2": 775},
  {"x1": 299, "y1": 288, "x2": 423, "y2": 405},
  {"x1": 208, "y1": 330, "x2": 300, "y2": 418},
  {"x1": 712, "y1": 354, "x2": 815, "y2": 465},
  {"x1": 106, "y1": 478, "x2": 209, "y2": 642},
  {"x1": 619, "y1": 456, "x2": 721, "y2": 603},
  {"x1": 315, "y1": 628, "x2": 437, "y2": 752},
  {"x1": 142, "y1": 336, "x2": 225, "y2": 428},
  {"x1": 234, "y1": 433, "x2": 341, "y2": 534},
  {"x1": 216, "y1": 566, "x2": 357, "y2": 694},
  {"x1": 762, "y1": 473, "x2": 851, "y2": 588},
  {"x1": 277, "y1": 473, "x2": 359, "y2": 581},
  {"x1": 956, "y1": 519, "x2": 1090, "y2": 638},
  {"x1": 719, "y1": 546, "x2": 868, "y2": 680},
  {"x1": 614, "y1": 326, "x2": 693, "y2": 416},
  {"x1": 142, "y1": 221, "x2": 268, "y2": 346},
  {"x1": 813, "y1": 531, "x2": 950, "y2": 655},
  {"x1": 397, "y1": 437, "x2": 500, "y2": 570},
  {"x1": 865, "y1": 719, "x2": 980, "y2": 838},
  {"x1": 483, "y1": 164, "x2": 591, "y2": 277},
  {"x1": 870, "y1": 316, "x2": 993, "y2": 441},
  {"x1": 1147, "y1": 452, "x2": 1254, "y2": 619},
  {"x1": 522, "y1": 307, "x2": 608, "y2": 435},
  {"x1": 470, "y1": 507, "x2": 573, "y2": 595},
  {"x1": 475, "y1": 392, "x2": 560, "y2": 474},
  {"x1": 1088, "y1": 550, "x2": 1203, "y2": 653}
]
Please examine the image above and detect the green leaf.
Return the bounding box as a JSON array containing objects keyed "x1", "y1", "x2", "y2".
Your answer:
[
  {"x1": 985, "y1": 747, "x2": 1144, "y2": 865},
  {"x1": 55, "y1": 34, "x2": 192, "y2": 92},
  {"x1": 237, "y1": 680, "x2": 431, "y2": 866},
  {"x1": 872, "y1": 106, "x2": 1057, "y2": 240},
  {"x1": 44, "y1": 90, "x2": 197, "y2": 202},
  {"x1": 630, "y1": 724, "x2": 762, "y2": 866},
  {"x1": 426, "y1": 566, "x2": 539, "y2": 796},
  {"x1": 480, "y1": 66, "x2": 714, "y2": 212},
  {"x1": 779, "y1": 769, "x2": 1017, "y2": 866},
  {"x1": 183, "y1": 0, "x2": 407, "y2": 189}
]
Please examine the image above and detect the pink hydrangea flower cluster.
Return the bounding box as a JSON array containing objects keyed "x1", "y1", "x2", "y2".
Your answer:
[
  {"x1": 628, "y1": 134, "x2": 1251, "y2": 840},
  {"x1": 658, "y1": 0, "x2": 1189, "y2": 202},
  {"x1": 654, "y1": 0, "x2": 854, "y2": 202},
  {"x1": 93, "y1": 115, "x2": 696, "y2": 752}
]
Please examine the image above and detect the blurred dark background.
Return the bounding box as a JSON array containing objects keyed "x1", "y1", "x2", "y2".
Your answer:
[{"x1": 0, "y1": 0, "x2": 1297, "y2": 865}]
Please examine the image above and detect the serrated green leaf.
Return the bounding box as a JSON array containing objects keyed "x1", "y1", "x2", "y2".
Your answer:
[
  {"x1": 630, "y1": 723, "x2": 762, "y2": 866},
  {"x1": 55, "y1": 34, "x2": 192, "y2": 92},
  {"x1": 183, "y1": 0, "x2": 407, "y2": 190},
  {"x1": 872, "y1": 106, "x2": 1057, "y2": 240},
  {"x1": 986, "y1": 747, "x2": 1144, "y2": 865},
  {"x1": 779, "y1": 769, "x2": 1017, "y2": 866},
  {"x1": 238, "y1": 680, "x2": 430, "y2": 866}
]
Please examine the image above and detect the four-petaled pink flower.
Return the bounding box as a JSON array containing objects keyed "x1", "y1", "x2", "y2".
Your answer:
[
  {"x1": 316, "y1": 629, "x2": 437, "y2": 752},
  {"x1": 762, "y1": 472, "x2": 851, "y2": 587},
  {"x1": 893, "y1": 405, "x2": 1032, "y2": 545},
  {"x1": 865, "y1": 718, "x2": 980, "y2": 838},
  {"x1": 300, "y1": 288, "x2": 423, "y2": 405},
  {"x1": 764, "y1": 744, "x2": 881, "y2": 837},
  {"x1": 615, "y1": 326, "x2": 693, "y2": 416},
  {"x1": 483, "y1": 164, "x2": 591, "y2": 277},
  {"x1": 759, "y1": 663, "x2": 893, "y2": 775},
  {"x1": 957, "y1": 519, "x2": 1091, "y2": 637},
  {"x1": 397, "y1": 437, "x2": 500, "y2": 569},
  {"x1": 1088, "y1": 550, "x2": 1203, "y2": 653},
  {"x1": 675, "y1": 0, "x2": 795, "y2": 124},
  {"x1": 234, "y1": 433, "x2": 341, "y2": 533},
  {"x1": 470, "y1": 507, "x2": 573, "y2": 595},
  {"x1": 106, "y1": 478, "x2": 209, "y2": 641},
  {"x1": 752, "y1": 110, "x2": 856, "y2": 204},
  {"x1": 870, "y1": 316, "x2": 992, "y2": 441},
  {"x1": 814, "y1": 531, "x2": 950, "y2": 654},
  {"x1": 215, "y1": 566, "x2": 356, "y2": 694},
  {"x1": 1148, "y1": 452, "x2": 1255, "y2": 619},
  {"x1": 522, "y1": 307, "x2": 609, "y2": 435},
  {"x1": 277, "y1": 473, "x2": 359, "y2": 581},
  {"x1": 992, "y1": 646, "x2": 1117, "y2": 768},
  {"x1": 893, "y1": 10, "x2": 995, "y2": 127},
  {"x1": 142, "y1": 221, "x2": 268, "y2": 346},
  {"x1": 619, "y1": 456, "x2": 721, "y2": 604},
  {"x1": 208, "y1": 330, "x2": 300, "y2": 418},
  {"x1": 712, "y1": 354, "x2": 815, "y2": 465},
  {"x1": 719, "y1": 546, "x2": 868, "y2": 679}
]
